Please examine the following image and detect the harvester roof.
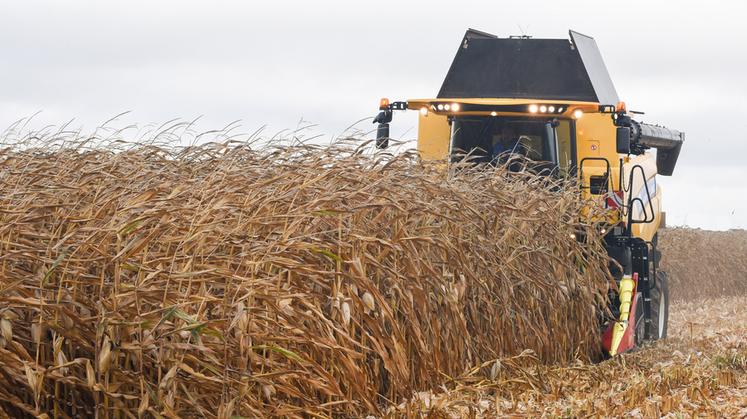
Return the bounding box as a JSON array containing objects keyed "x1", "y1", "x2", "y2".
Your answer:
[{"x1": 436, "y1": 29, "x2": 619, "y2": 105}]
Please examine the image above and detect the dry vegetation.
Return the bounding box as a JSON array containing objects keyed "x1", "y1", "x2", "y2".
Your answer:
[
  {"x1": 385, "y1": 230, "x2": 747, "y2": 417},
  {"x1": 659, "y1": 228, "x2": 747, "y2": 301},
  {"x1": 0, "y1": 133, "x2": 611, "y2": 418},
  {"x1": 389, "y1": 295, "x2": 747, "y2": 417}
]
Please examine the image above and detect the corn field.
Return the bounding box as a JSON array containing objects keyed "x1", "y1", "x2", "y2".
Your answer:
[
  {"x1": 659, "y1": 228, "x2": 747, "y2": 301},
  {"x1": 0, "y1": 133, "x2": 612, "y2": 417}
]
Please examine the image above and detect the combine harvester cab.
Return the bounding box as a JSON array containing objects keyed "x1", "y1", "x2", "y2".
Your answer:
[{"x1": 374, "y1": 29, "x2": 685, "y2": 357}]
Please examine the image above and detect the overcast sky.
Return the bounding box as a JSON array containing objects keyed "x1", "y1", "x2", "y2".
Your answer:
[{"x1": 1, "y1": 0, "x2": 745, "y2": 230}]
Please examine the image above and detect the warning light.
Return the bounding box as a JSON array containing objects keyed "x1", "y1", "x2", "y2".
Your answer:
[{"x1": 379, "y1": 98, "x2": 390, "y2": 110}]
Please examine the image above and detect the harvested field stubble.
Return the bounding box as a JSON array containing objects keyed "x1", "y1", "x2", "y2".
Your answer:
[
  {"x1": 659, "y1": 228, "x2": 747, "y2": 301},
  {"x1": 0, "y1": 133, "x2": 610, "y2": 417}
]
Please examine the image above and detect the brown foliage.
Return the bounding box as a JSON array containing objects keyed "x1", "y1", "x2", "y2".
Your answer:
[
  {"x1": 659, "y1": 228, "x2": 747, "y2": 301},
  {"x1": 0, "y1": 138, "x2": 610, "y2": 417}
]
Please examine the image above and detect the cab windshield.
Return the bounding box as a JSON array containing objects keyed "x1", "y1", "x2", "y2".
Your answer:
[{"x1": 450, "y1": 116, "x2": 574, "y2": 176}]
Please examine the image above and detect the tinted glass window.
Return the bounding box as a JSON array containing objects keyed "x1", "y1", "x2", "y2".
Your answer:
[{"x1": 451, "y1": 117, "x2": 573, "y2": 175}]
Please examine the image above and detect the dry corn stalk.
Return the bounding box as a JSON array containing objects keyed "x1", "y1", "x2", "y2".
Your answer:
[
  {"x1": 0, "y1": 130, "x2": 611, "y2": 417},
  {"x1": 659, "y1": 228, "x2": 747, "y2": 301}
]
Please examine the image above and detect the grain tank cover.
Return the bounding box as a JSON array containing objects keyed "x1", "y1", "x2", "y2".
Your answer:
[{"x1": 437, "y1": 29, "x2": 619, "y2": 104}]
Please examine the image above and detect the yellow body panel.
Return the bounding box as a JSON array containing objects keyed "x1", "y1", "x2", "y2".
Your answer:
[
  {"x1": 416, "y1": 113, "x2": 450, "y2": 160},
  {"x1": 624, "y1": 154, "x2": 662, "y2": 242},
  {"x1": 576, "y1": 112, "x2": 620, "y2": 189}
]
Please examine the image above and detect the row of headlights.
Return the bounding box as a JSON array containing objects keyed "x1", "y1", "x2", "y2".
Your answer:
[
  {"x1": 424, "y1": 103, "x2": 584, "y2": 119},
  {"x1": 432, "y1": 103, "x2": 461, "y2": 112},
  {"x1": 528, "y1": 104, "x2": 563, "y2": 114},
  {"x1": 528, "y1": 104, "x2": 583, "y2": 119}
]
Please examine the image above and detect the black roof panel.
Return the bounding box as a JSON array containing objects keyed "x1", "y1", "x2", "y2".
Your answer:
[{"x1": 437, "y1": 30, "x2": 618, "y2": 104}]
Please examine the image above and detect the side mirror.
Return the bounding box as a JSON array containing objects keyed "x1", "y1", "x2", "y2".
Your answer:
[
  {"x1": 374, "y1": 109, "x2": 393, "y2": 149},
  {"x1": 616, "y1": 127, "x2": 631, "y2": 154},
  {"x1": 376, "y1": 123, "x2": 390, "y2": 149}
]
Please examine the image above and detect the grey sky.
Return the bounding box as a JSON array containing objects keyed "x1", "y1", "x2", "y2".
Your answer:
[{"x1": 1, "y1": 0, "x2": 745, "y2": 229}]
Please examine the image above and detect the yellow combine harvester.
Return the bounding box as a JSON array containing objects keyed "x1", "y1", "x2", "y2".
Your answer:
[{"x1": 374, "y1": 29, "x2": 684, "y2": 356}]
